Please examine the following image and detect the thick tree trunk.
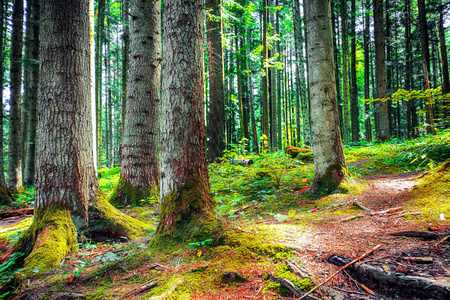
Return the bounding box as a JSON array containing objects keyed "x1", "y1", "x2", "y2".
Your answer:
[
  {"x1": 7, "y1": 0, "x2": 24, "y2": 193},
  {"x1": 13, "y1": 0, "x2": 149, "y2": 278},
  {"x1": 110, "y1": 0, "x2": 161, "y2": 207},
  {"x1": 305, "y1": 0, "x2": 346, "y2": 194},
  {"x1": 363, "y1": 0, "x2": 372, "y2": 141},
  {"x1": 206, "y1": 0, "x2": 225, "y2": 162},
  {"x1": 0, "y1": 0, "x2": 12, "y2": 204},
  {"x1": 157, "y1": 0, "x2": 218, "y2": 241},
  {"x1": 23, "y1": 0, "x2": 39, "y2": 186},
  {"x1": 373, "y1": 0, "x2": 390, "y2": 141},
  {"x1": 350, "y1": 0, "x2": 359, "y2": 143}
]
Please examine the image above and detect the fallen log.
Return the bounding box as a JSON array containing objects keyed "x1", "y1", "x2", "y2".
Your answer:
[
  {"x1": 229, "y1": 159, "x2": 253, "y2": 166},
  {"x1": 118, "y1": 279, "x2": 158, "y2": 299},
  {"x1": 0, "y1": 208, "x2": 34, "y2": 219},
  {"x1": 389, "y1": 230, "x2": 440, "y2": 240},
  {"x1": 298, "y1": 244, "x2": 381, "y2": 300}
]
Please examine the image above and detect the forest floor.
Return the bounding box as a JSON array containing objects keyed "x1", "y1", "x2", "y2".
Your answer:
[{"x1": 1, "y1": 133, "x2": 450, "y2": 299}]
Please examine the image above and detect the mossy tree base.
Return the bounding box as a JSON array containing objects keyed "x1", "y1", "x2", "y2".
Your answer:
[
  {"x1": 109, "y1": 178, "x2": 158, "y2": 208},
  {"x1": 13, "y1": 205, "x2": 78, "y2": 278},
  {"x1": 309, "y1": 163, "x2": 347, "y2": 195},
  {"x1": 0, "y1": 187, "x2": 13, "y2": 206},
  {"x1": 86, "y1": 195, "x2": 152, "y2": 242}
]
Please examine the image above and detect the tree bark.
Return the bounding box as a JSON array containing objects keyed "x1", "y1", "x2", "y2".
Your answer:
[
  {"x1": 7, "y1": 0, "x2": 24, "y2": 192},
  {"x1": 206, "y1": 0, "x2": 225, "y2": 162},
  {"x1": 95, "y1": 0, "x2": 105, "y2": 167},
  {"x1": 23, "y1": 0, "x2": 39, "y2": 186},
  {"x1": 404, "y1": 0, "x2": 413, "y2": 138},
  {"x1": 438, "y1": 2, "x2": 449, "y2": 126},
  {"x1": 14, "y1": 0, "x2": 148, "y2": 277},
  {"x1": 340, "y1": 0, "x2": 350, "y2": 144},
  {"x1": 350, "y1": 0, "x2": 359, "y2": 143},
  {"x1": 363, "y1": 0, "x2": 372, "y2": 141},
  {"x1": 305, "y1": 0, "x2": 346, "y2": 194},
  {"x1": 373, "y1": 0, "x2": 390, "y2": 141},
  {"x1": 157, "y1": 0, "x2": 218, "y2": 241},
  {"x1": 121, "y1": 0, "x2": 129, "y2": 140},
  {"x1": 0, "y1": 0, "x2": 12, "y2": 204},
  {"x1": 111, "y1": 0, "x2": 161, "y2": 207},
  {"x1": 262, "y1": 0, "x2": 269, "y2": 150}
]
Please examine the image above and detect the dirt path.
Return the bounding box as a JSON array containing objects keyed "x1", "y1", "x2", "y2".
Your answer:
[{"x1": 278, "y1": 172, "x2": 450, "y2": 299}]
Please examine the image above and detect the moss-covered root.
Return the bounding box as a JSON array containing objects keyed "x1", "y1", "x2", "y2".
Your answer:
[
  {"x1": 109, "y1": 178, "x2": 158, "y2": 207},
  {"x1": 87, "y1": 195, "x2": 152, "y2": 242},
  {"x1": 13, "y1": 205, "x2": 78, "y2": 278}
]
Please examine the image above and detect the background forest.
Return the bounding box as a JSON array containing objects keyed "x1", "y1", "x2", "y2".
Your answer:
[{"x1": 1, "y1": 0, "x2": 450, "y2": 299}]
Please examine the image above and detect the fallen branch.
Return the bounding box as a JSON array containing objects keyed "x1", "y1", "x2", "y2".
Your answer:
[
  {"x1": 229, "y1": 158, "x2": 254, "y2": 166},
  {"x1": 0, "y1": 208, "x2": 34, "y2": 219},
  {"x1": 117, "y1": 279, "x2": 158, "y2": 299},
  {"x1": 148, "y1": 278, "x2": 184, "y2": 300},
  {"x1": 298, "y1": 244, "x2": 381, "y2": 300},
  {"x1": 340, "y1": 214, "x2": 365, "y2": 223},
  {"x1": 339, "y1": 207, "x2": 404, "y2": 223},
  {"x1": 221, "y1": 204, "x2": 260, "y2": 218},
  {"x1": 398, "y1": 211, "x2": 422, "y2": 218},
  {"x1": 352, "y1": 201, "x2": 371, "y2": 211},
  {"x1": 269, "y1": 273, "x2": 321, "y2": 300},
  {"x1": 389, "y1": 230, "x2": 440, "y2": 240},
  {"x1": 435, "y1": 235, "x2": 450, "y2": 247}
]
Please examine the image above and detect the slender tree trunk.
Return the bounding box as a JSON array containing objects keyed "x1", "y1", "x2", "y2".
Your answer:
[
  {"x1": 96, "y1": 0, "x2": 105, "y2": 167},
  {"x1": 23, "y1": 0, "x2": 39, "y2": 185},
  {"x1": 340, "y1": 0, "x2": 350, "y2": 144},
  {"x1": 206, "y1": 0, "x2": 225, "y2": 161},
  {"x1": 363, "y1": 0, "x2": 372, "y2": 141},
  {"x1": 269, "y1": 0, "x2": 277, "y2": 151},
  {"x1": 7, "y1": 0, "x2": 24, "y2": 192},
  {"x1": 331, "y1": 0, "x2": 343, "y2": 137},
  {"x1": 373, "y1": 0, "x2": 390, "y2": 141},
  {"x1": 404, "y1": 0, "x2": 413, "y2": 138},
  {"x1": 306, "y1": 0, "x2": 346, "y2": 194},
  {"x1": 438, "y1": 2, "x2": 449, "y2": 126},
  {"x1": 157, "y1": 0, "x2": 218, "y2": 241},
  {"x1": 110, "y1": 0, "x2": 161, "y2": 207},
  {"x1": 275, "y1": 5, "x2": 282, "y2": 149},
  {"x1": 0, "y1": 0, "x2": 12, "y2": 204},
  {"x1": 121, "y1": 0, "x2": 129, "y2": 141},
  {"x1": 262, "y1": 0, "x2": 269, "y2": 150},
  {"x1": 350, "y1": 0, "x2": 359, "y2": 143}
]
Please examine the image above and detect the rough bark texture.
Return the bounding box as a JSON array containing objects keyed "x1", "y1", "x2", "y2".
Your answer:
[
  {"x1": 262, "y1": 0, "x2": 269, "y2": 150},
  {"x1": 293, "y1": 0, "x2": 311, "y2": 146},
  {"x1": 206, "y1": 0, "x2": 225, "y2": 162},
  {"x1": 438, "y1": 3, "x2": 449, "y2": 126},
  {"x1": 121, "y1": 0, "x2": 129, "y2": 139},
  {"x1": 404, "y1": 0, "x2": 413, "y2": 137},
  {"x1": 95, "y1": 0, "x2": 105, "y2": 167},
  {"x1": 7, "y1": 0, "x2": 24, "y2": 192},
  {"x1": 13, "y1": 0, "x2": 149, "y2": 278},
  {"x1": 157, "y1": 0, "x2": 217, "y2": 241},
  {"x1": 373, "y1": 0, "x2": 390, "y2": 141},
  {"x1": 23, "y1": 0, "x2": 40, "y2": 186},
  {"x1": 111, "y1": 0, "x2": 161, "y2": 207},
  {"x1": 0, "y1": 0, "x2": 12, "y2": 204},
  {"x1": 350, "y1": 0, "x2": 359, "y2": 143},
  {"x1": 305, "y1": 0, "x2": 346, "y2": 194}
]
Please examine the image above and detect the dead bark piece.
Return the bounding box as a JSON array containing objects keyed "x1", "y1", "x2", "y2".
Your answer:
[
  {"x1": 351, "y1": 201, "x2": 371, "y2": 211},
  {"x1": 269, "y1": 273, "x2": 321, "y2": 300},
  {"x1": 221, "y1": 204, "x2": 260, "y2": 218},
  {"x1": 369, "y1": 206, "x2": 404, "y2": 216},
  {"x1": 350, "y1": 263, "x2": 450, "y2": 299},
  {"x1": 286, "y1": 259, "x2": 311, "y2": 280},
  {"x1": 389, "y1": 230, "x2": 440, "y2": 240},
  {"x1": 404, "y1": 257, "x2": 434, "y2": 264},
  {"x1": 0, "y1": 208, "x2": 34, "y2": 219},
  {"x1": 299, "y1": 244, "x2": 382, "y2": 300},
  {"x1": 118, "y1": 279, "x2": 158, "y2": 299},
  {"x1": 148, "y1": 278, "x2": 184, "y2": 300},
  {"x1": 229, "y1": 158, "x2": 254, "y2": 166}
]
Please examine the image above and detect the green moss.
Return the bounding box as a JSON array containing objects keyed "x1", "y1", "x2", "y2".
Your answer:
[
  {"x1": 273, "y1": 263, "x2": 312, "y2": 291},
  {"x1": 153, "y1": 174, "x2": 220, "y2": 245},
  {"x1": 109, "y1": 178, "x2": 159, "y2": 207},
  {"x1": 89, "y1": 195, "x2": 153, "y2": 241},
  {"x1": 13, "y1": 204, "x2": 78, "y2": 278},
  {"x1": 310, "y1": 162, "x2": 347, "y2": 195}
]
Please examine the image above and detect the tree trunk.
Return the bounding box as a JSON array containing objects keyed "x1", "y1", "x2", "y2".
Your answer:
[
  {"x1": 206, "y1": 0, "x2": 225, "y2": 162},
  {"x1": 363, "y1": 0, "x2": 372, "y2": 141},
  {"x1": 23, "y1": 0, "x2": 39, "y2": 186},
  {"x1": 305, "y1": 0, "x2": 346, "y2": 194},
  {"x1": 340, "y1": 0, "x2": 350, "y2": 144},
  {"x1": 350, "y1": 0, "x2": 359, "y2": 143},
  {"x1": 331, "y1": 0, "x2": 343, "y2": 138},
  {"x1": 262, "y1": 0, "x2": 269, "y2": 150},
  {"x1": 110, "y1": 0, "x2": 161, "y2": 207},
  {"x1": 14, "y1": 0, "x2": 149, "y2": 277},
  {"x1": 7, "y1": 0, "x2": 24, "y2": 193},
  {"x1": 404, "y1": 0, "x2": 413, "y2": 138},
  {"x1": 0, "y1": 0, "x2": 12, "y2": 204},
  {"x1": 438, "y1": 2, "x2": 449, "y2": 126},
  {"x1": 293, "y1": 0, "x2": 311, "y2": 146},
  {"x1": 373, "y1": 0, "x2": 390, "y2": 141},
  {"x1": 95, "y1": 0, "x2": 105, "y2": 167},
  {"x1": 275, "y1": 4, "x2": 282, "y2": 149},
  {"x1": 269, "y1": 0, "x2": 277, "y2": 151},
  {"x1": 121, "y1": 0, "x2": 129, "y2": 140},
  {"x1": 157, "y1": 0, "x2": 218, "y2": 242}
]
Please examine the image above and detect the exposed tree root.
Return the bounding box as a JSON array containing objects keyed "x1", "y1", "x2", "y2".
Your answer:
[
  {"x1": 0, "y1": 208, "x2": 34, "y2": 219},
  {"x1": 118, "y1": 279, "x2": 158, "y2": 299},
  {"x1": 389, "y1": 230, "x2": 440, "y2": 240}
]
